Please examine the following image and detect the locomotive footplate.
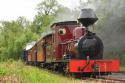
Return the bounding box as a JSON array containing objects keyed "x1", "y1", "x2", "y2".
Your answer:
[{"x1": 68, "y1": 60, "x2": 120, "y2": 73}]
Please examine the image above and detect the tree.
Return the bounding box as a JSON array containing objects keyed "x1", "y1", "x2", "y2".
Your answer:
[
  {"x1": 0, "y1": 17, "x2": 38, "y2": 61},
  {"x1": 31, "y1": 0, "x2": 61, "y2": 34},
  {"x1": 0, "y1": 0, "x2": 63, "y2": 61},
  {"x1": 37, "y1": 0, "x2": 59, "y2": 15}
]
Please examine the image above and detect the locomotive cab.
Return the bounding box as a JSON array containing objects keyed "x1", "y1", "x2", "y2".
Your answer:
[{"x1": 51, "y1": 21, "x2": 79, "y2": 60}]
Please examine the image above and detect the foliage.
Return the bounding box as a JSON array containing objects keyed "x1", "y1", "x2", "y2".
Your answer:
[
  {"x1": 0, "y1": 0, "x2": 61, "y2": 61},
  {"x1": 31, "y1": 14, "x2": 55, "y2": 34},
  {"x1": 0, "y1": 17, "x2": 39, "y2": 61},
  {"x1": 37, "y1": 0, "x2": 59, "y2": 15},
  {"x1": 31, "y1": 0, "x2": 61, "y2": 34},
  {"x1": 121, "y1": 66, "x2": 125, "y2": 71}
]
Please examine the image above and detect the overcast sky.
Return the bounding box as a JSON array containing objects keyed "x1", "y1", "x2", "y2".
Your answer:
[{"x1": 0, "y1": 0, "x2": 80, "y2": 21}]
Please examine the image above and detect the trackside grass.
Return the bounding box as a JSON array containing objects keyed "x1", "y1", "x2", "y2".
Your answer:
[
  {"x1": 121, "y1": 66, "x2": 125, "y2": 71},
  {"x1": 0, "y1": 60, "x2": 102, "y2": 83}
]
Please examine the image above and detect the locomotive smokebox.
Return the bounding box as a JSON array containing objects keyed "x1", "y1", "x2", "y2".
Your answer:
[{"x1": 78, "y1": 9, "x2": 98, "y2": 27}]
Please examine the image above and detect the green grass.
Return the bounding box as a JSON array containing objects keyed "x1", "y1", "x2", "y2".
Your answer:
[
  {"x1": 120, "y1": 66, "x2": 125, "y2": 71},
  {"x1": 0, "y1": 60, "x2": 99, "y2": 83}
]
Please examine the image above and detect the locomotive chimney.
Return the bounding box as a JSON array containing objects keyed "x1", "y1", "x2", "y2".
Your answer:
[{"x1": 78, "y1": 9, "x2": 98, "y2": 27}]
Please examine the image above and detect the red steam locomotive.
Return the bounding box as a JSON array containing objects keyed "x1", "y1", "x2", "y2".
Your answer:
[{"x1": 22, "y1": 9, "x2": 120, "y2": 76}]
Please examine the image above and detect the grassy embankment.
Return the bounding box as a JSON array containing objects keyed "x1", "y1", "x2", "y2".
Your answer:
[
  {"x1": 121, "y1": 66, "x2": 125, "y2": 71},
  {"x1": 0, "y1": 60, "x2": 100, "y2": 83}
]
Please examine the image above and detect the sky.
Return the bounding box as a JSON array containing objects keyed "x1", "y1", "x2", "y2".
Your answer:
[{"x1": 0, "y1": 0, "x2": 80, "y2": 21}]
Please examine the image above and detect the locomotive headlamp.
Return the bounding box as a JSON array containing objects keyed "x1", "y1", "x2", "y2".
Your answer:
[{"x1": 58, "y1": 28, "x2": 66, "y2": 35}]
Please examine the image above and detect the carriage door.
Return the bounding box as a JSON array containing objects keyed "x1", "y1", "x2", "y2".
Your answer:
[{"x1": 45, "y1": 35, "x2": 53, "y2": 62}]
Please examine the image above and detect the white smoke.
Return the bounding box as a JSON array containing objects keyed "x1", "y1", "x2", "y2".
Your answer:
[{"x1": 55, "y1": 0, "x2": 125, "y2": 58}]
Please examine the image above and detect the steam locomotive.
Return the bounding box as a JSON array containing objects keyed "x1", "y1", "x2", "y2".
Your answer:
[{"x1": 22, "y1": 9, "x2": 120, "y2": 76}]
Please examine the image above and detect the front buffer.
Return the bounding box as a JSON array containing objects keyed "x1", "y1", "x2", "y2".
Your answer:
[{"x1": 69, "y1": 60, "x2": 120, "y2": 73}]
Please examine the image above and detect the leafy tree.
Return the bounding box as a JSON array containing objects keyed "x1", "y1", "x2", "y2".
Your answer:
[
  {"x1": 37, "y1": 0, "x2": 59, "y2": 15},
  {"x1": 0, "y1": 17, "x2": 38, "y2": 61},
  {"x1": 30, "y1": 14, "x2": 54, "y2": 34},
  {"x1": 31, "y1": 0, "x2": 61, "y2": 34},
  {"x1": 0, "y1": 0, "x2": 62, "y2": 61}
]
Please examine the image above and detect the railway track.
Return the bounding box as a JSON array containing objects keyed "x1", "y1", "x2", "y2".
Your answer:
[
  {"x1": 79, "y1": 72, "x2": 125, "y2": 83},
  {"x1": 119, "y1": 71, "x2": 125, "y2": 74},
  {"x1": 85, "y1": 76, "x2": 125, "y2": 83},
  {"x1": 100, "y1": 76, "x2": 125, "y2": 83},
  {"x1": 98, "y1": 72, "x2": 125, "y2": 83}
]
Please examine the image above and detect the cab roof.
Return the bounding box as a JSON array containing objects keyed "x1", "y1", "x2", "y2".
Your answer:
[{"x1": 51, "y1": 21, "x2": 78, "y2": 28}]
